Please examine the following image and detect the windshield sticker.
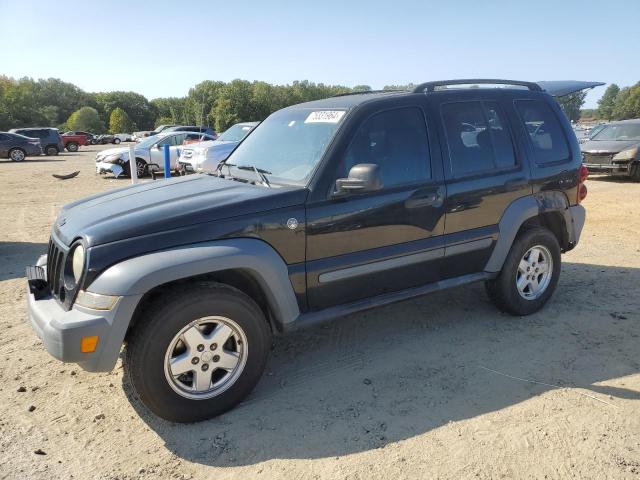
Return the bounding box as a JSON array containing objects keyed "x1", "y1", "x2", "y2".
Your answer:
[{"x1": 304, "y1": 110, "x2": 345, "y2": 124}]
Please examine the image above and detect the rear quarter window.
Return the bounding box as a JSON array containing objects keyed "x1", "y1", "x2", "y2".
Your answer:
[{"x1": 514, "y1": 100, "x2": 570, "y2": 164}]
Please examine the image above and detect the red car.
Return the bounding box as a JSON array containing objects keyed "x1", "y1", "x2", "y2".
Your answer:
[{"x1": 61, "y1": 132, "x2": 89, "y2": 152}]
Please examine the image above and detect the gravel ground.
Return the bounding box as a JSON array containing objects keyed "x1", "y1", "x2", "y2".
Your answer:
[{"x1": 0, "y1": 145, "x2": 639, "y2": 480}]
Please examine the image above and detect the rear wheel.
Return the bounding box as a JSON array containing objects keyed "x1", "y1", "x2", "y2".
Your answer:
[
  {"x1": 9, "y1": 148, "x2": 26, "y2": 162},
  {"x1": 45, "y1": 145, "x2": 59, "y2": 156},
  {"x1": 66, "y1": 142, "x2": 79, "y2": 152},
  {"x1": 113, "y1": 138, "x2": 121, "y2": 144},
  {"x1": 124, "y1": 283, "x2": 271, "y2": 423},
  {"x1": 485, "y1": 227, "x2": 561, "y2": 316}
]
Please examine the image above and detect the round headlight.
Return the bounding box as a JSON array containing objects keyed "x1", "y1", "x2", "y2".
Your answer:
[{"x1": 72, "y1": 244, "x2": 85, "y2": 282}]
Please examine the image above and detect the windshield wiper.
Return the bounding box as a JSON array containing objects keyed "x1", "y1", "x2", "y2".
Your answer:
[{"x1": 235, "y1": 165, "x2": 272, "y2": 188}]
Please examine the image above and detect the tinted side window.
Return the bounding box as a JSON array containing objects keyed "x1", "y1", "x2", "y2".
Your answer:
[
  {"x1": 339, "y1": 107, "x2": 431, "y2": 188},
  {"x1": 514, "y1": 100, "x2": 569, "y2": 164},
  {"x1": 441, "y1": 101, "x2": 516, "y2": 176}
]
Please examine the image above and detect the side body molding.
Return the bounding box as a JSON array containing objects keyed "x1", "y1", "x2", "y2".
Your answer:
[{"x1": 88, "y1": 238, "x2": 301, "y2": 327}]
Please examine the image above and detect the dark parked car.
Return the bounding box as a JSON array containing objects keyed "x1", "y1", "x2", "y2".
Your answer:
[
  {"x1": 164, "y1": 125, "x2": 216, "y2": 137},
  {"x1": 0, "y1": 132, "x2": 42, "y2": 161},
  {"x1": 9, "y1": 127, "x2": 64, "y2": 155},
  {"x1": 580, "y1": 119, "x2": 640, "y2": 180},
  {"x1": 26, "y1": 79, "x2": 596, "y2": 423},
  {"x1": 147, "y1": 124, "x2": 176, "y2": 137}
]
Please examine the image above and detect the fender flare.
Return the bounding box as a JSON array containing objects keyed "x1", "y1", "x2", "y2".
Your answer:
[
  {"x1": 84, "y1": 239, "x2": 300, "y2": 371},
  {"x1": 484, "y1": 193, "x2": 576, "y2": 273},
  {"x1": 89, "y1": 238, "x2": 300, "y2": 324}
]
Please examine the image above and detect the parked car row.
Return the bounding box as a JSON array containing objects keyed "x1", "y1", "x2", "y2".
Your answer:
[{"x1": 96, "y1": 122, "x2": 258, "y2": 177}]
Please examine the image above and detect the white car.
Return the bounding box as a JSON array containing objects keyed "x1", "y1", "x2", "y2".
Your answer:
[
  {"x1": 177, "y1": 122, "x2": 259, "y2": 173},
  {"x1": 96, "y1": 131, "x2": 216, "y2": 177}
]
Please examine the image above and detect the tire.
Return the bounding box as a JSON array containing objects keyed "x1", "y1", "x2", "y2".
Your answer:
[
  {"x1": 9, "y1": 148, "x2": 26, "y2": 162},
  {"x1": 124, "y1": 282, "x2": 271, "y2": 423},
  {"x1": 45, "y1": 145, "x2": 59, "y2": 156},
  {"x1": 66, "y1": 142, "x2": 79, "y2": 152},
  {"x1": 630, "y1": 163, "x2": 640, "y2": 182},
  {"x1": 113, "y1": 138, "x2": 121, "y2": 144},
  {"x1": 125, "y1": 158, "x2": 147, "y2": 178},
  {"x1": 485, "y1": 227, "x2": 561, "y2": 316}
]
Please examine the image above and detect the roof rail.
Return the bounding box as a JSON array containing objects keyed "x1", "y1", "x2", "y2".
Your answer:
[
  {"x1": 331, "y1": 89, "x2": 407, "y2": 98},
  {"x1": 412, "y1": 79, "x2": 542, "y2": 93}
]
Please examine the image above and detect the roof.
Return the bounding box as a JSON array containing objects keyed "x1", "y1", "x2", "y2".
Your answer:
[
  {"x1": 606, "y1": 118, "x2": 640, "y2": 125},
  {"x1": 286, "y1": 91, "x2": 409, "y2": 110}
]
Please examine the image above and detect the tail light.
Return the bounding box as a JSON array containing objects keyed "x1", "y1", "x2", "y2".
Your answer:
[{"x1": 577, "y1": 164, "x2": 588, "y2": 203}]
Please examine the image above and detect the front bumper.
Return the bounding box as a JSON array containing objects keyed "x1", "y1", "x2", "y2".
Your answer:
[
  {"x1": 96, "y1": 161, "x2": 124, "y2": 177},
  {"x1": 26, "y1": 255, "x2": 141, "y2": 372},
  {"x1": 584, "y1": 162, "x2": 632, "y2": 175}
]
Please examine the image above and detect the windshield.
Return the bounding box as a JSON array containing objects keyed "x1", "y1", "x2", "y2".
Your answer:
[
  {"x1": 218, "y1": 124, "x2": 255, "y2": 142},
  {"x1": 592, "y1": 123, "x2": 640, "y2": 141},
  {"x1": 225, "y1": 109, "x2": 346, "y2": 184},
  {"x1": 136, "y1": 135, "x2": 162, "y2": 149}
]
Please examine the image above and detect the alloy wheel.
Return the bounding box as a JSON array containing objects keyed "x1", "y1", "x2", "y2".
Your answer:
[
  {"x1": 163, "y1": 316, "x2": 248, "y2": 400},
  {"x1": 516, "y1": 245, "x2": 553, "y2": 300}
]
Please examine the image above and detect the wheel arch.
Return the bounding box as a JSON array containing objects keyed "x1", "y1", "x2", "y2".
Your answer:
[
  {"x1": 484, "y1": 193, "x2": 574, "y2": 273},
  {"x1": 85, "y1": 239, "x2": 299, "y2": 370}
]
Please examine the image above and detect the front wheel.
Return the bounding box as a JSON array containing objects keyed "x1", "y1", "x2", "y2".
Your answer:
[
  {"x1": 113, "y1": 138, "x2": 121, "y2": 144},
  {"x1": 485, "y1": 227, "x2": 561, "y2": 316},
  {"x1": 9, "y1": 148, "x2": 26, "y2": 162},
  {"x1": 66, "y1": 142, "x2": 79, "y2": 152},
  {"x1": 124, "y1": 283, "x2": 271, "y2": 423}
]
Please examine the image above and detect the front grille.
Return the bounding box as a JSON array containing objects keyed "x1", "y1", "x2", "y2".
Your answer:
[
  {"x1": 583, "y1": 152, "x2": 614, "y2": 165},
  {"x1": 46, "y1": 237, "x2": 66, "y2": 300}
]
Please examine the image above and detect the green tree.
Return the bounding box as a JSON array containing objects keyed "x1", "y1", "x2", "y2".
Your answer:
[
  {"x1": 556, "y1": 91, "x2": 587, "y2": 122},
  {"x1": 597, "y1": 84, "x2": 620, "y2": 120},
  {"x1": 109, "y1": 107, "x2": 136, "y2": 133},
  {"x1": 612, "y1": 87, "x2": 632, "y2": 120},
  {"x1": 93, "y1": 91, "x2": 157, "y2": 130},
  {"x1": 66, "y1": 106, "x2": 104, "y2": 132}
]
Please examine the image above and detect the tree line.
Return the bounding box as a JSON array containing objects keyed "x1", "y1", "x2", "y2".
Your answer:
[
  {"x1": 0, "y1": 76, "x2": 371, "y2": 134},
  {"x1": 3, "y1": 75, "x2": 634, "y2": 134},
  {"x1": 595, "y1": 82, "x2": 640, "y2": 121}
]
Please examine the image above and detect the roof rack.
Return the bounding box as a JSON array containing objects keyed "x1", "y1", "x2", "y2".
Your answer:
[
  {"x1": 412, "y1": 79, "x2": 542, "y2": 93},
  {"x1": 332, "y1": 89, "x2": 406, "y2": 98}
]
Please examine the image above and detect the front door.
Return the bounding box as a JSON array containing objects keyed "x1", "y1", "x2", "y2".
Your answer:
[{"x1": 305, "y1": 104, "x2": 447, "y2": 310}]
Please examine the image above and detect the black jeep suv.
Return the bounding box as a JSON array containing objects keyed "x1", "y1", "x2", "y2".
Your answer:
[{"x1": 26, "y1": 79, "x2": 593, "y2": 422}]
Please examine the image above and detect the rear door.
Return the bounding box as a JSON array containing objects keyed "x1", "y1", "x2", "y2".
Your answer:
[
  {"x1": 434, "y1": 94, "x2": 532, "y2": 278},
  {"x1": 305, "y1": 101, "x2": 447, "y2": 310}
]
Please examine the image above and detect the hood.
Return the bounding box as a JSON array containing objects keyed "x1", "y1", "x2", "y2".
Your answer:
[
  {"x1": 54, "y1": 174, "x2": 307, "y2": 247},
  {"x1": 580, "y1": 139, "x2": 639, "y2": 154},
  {"x1": 96, "y1": 146, "x2": 129, "y2": 159}
]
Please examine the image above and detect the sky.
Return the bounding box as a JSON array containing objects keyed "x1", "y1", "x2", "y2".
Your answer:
[{"x1": 1, "y1": 0, "x2": 639, "y2": 108}]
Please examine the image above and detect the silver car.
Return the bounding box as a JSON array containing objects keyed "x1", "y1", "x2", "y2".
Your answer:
[{"x1": 580, "y1": 119, "x2": 640, "y2": 180}]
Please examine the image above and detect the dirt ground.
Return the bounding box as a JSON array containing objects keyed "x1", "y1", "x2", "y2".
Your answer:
[{"x1": 0, "y1": 145, "x2": 639, "y2": 480}]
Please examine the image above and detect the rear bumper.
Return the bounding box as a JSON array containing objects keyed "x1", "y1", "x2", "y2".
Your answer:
[
  {"x1": 26, "y1": 255, "x2": 141, "y2": 372},
  {"x1": 568, "y1": 204, "x2": 586, "y2": 247}
]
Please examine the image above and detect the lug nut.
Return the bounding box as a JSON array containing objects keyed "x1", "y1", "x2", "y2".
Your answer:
[
  {"x1": 197, "y1": 344, "x2": 204, "y2": 352},
  {"x1": 210, "y1": 343, "x2": 217, "y2": 351},
  {"x1": 191, "y1": 357, "x2": 199, "y2": 365},
  {"x1": 212, "y1": 355, "x2": 220, "y2": 362},
  {"x1": 201, "y1": 363, "x2": 209, "y2": 371}
]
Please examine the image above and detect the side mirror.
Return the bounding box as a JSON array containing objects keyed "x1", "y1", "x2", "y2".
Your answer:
[{"x1": 334, "y1": 163, "x2": 383, "y2": 195}]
